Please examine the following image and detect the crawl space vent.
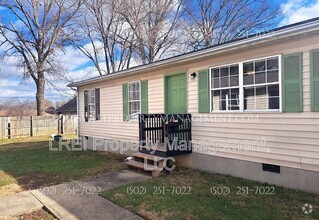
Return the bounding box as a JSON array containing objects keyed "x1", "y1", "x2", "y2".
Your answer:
[{"x1": 262, "y1": 163, "x2": 280, "y2": 174}]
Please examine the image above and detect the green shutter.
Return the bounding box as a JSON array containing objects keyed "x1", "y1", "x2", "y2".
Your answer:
[
  {"x1": 282, "y1": 53, "x2": 303, "y2": 112},
  {"x1": 141, "y1": 80, "x2": 148, "y2": 114},
  {"x1": 310, "y1": 49, "x2": 319, "y2": 112},
  {"x1": 198, "y1": 69, "x2": 210, "y2": 113},
  {"x1": 122, "y1": 84, "x2": 129, "y2": 121}
]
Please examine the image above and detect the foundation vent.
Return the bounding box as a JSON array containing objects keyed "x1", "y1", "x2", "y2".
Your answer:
[{"x1": 262, "y1": 163, "x2": 280, "y2": 174}]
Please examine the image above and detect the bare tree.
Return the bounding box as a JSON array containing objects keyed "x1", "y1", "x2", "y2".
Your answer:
[
  {"x1": 119, "y1": 0, "x2": 184, "y2": 64},
  {"x1": 0, "y1": 98, "x2": 54, "y2": 116},
  {"x1": 182, "y1": 0, "x2": 280, "y2": 50},
  {"x1": 71, "y1": 0, "x2": 134, "y2": 75},
  {"x1": 0, "y1": 0, "x2": 82, "y2": 115}
]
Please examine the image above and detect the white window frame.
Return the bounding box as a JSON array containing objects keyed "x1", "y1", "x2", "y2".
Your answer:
[
  {"x1": 87, "y1": 89, "x2": 96, "y2": 120},
  {"x1": 210, "y1": 62, "x2": 241, "y2": 113},
  {"x1": 128, "y1": 81, "x2": 141, "y2": 119},
  {"x1": 209, "y1": 55, "x2": 282, "y2": 113}
]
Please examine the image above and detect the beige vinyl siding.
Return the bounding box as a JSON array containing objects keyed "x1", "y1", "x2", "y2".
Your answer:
[{"x1": 78, "y1": 34, "x2": 319, "y2": 172}]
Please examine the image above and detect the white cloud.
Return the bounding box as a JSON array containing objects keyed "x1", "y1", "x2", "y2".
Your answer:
[
  {"x1": 0, "y1": 43, "x2": 94, "y2": 102},
  {"x1": 280, "y1": 0, "x2": 319, "y2": 26},
  {"x1": 0, "y1": 79, "x2": 19, "y2": 87},
  {"x1": 0, "y1": 89, "x2": 34, "y2": 98},
  {"x1": 56, "y1": 46, "x2": 91, "y2": 71}
]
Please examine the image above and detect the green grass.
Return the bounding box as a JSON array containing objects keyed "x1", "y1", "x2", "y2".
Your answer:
[
  {"x1": 0, "y1": 136, "x2": 126, "y2": 195},
  {"x1": 101, "y1": 168, "x2": 319, "y2": 220}
]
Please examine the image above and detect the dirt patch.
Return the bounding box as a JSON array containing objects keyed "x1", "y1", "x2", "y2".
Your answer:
[
  {"x1": 113, "y1": 193, "x2": 125, "y2": 199},
  {"x1": 16, "y1": 173, "x2": 72, "y2": 191},
  {"x1": 15, "y1": 209, "x2": 56, "y2": 220},
  {"x1": 137, "y1": 203, "x2": 179, "y2": 220}
]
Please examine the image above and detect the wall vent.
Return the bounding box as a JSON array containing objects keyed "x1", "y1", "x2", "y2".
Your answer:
[{"x1": 262, "y1": 163, "x2": 280, "y2": 173}]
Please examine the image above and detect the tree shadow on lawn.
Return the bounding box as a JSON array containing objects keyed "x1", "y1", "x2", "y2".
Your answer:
[{"x1": 0, "y1": 139, "x2": 127, "y2": 196}]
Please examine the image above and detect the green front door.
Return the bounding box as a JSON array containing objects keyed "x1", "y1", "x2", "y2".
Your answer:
[{"x1": 165, "y1": 73, "x2": 187, "y2": 114}]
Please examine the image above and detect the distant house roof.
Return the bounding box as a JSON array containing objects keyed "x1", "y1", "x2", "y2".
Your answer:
[
  {"x1": 56, "y1": 98, "x2": 77, "y2": 114},
  {"x1": 69, "y1": 17, "x2": 319, "y2": 88},
  {"x1": 45, "y1": 106, "x2": 56, "y2": 115}
]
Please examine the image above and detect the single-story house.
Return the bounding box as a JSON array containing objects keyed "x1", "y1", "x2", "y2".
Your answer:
[
  {"x1": 56, "y1": 98, "x2": 77, "y2": 115},
  {"x1": 69, "y1": 17, "x2": 319, "y2": 193}
]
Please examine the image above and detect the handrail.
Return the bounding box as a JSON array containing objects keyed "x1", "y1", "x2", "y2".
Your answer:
[{"x1": 139, "y1": 114, "x2": 192, "y2": 157}]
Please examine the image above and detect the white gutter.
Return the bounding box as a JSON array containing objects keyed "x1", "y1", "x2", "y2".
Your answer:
[{"x1": 69, "y1": 18, "x2": 319, "y2": 87}]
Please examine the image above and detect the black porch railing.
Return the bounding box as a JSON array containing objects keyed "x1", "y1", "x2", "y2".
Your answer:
[{"x1": 139, "y1": 114, "x2": 192, "y2": 157}]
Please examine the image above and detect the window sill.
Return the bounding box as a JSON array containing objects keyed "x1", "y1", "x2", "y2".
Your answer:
[{"x1": 209, "y1": 110, "x2": 282, "y2": 114}]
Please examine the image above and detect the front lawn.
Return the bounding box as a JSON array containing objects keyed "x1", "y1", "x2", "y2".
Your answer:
[
  {"x1": 101, "y1": 168, "x2": 319, "y2": 220},
  {"x1": 0, "y1": 136, "x2": 126, "y2": 196}
]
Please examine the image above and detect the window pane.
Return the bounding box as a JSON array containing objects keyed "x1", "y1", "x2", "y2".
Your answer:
[
  {"x1": 220, "y1": 67, "x2": 229, "y2": 77},
  {"x1": 256, "y1": 86, "x2": 267, "y2": 98},
  {"x1": 268, "y1": 85, "x2": 280, "y2": 110},
  {"x1": 212, "y1": 90, "x2": 221, "y2": 111},
  {"x1": 230, "y1": 76, "x2": 239, "y2": 86},
  {"x1": 244, "y1": 74, "x2": 254, "y2": 85},
  {"x1": 220, "y1": 76, "x2": 229, "y2": 87},
  {"x1": 212, "y1": 68, "x2": 219, "y2": 78},
  {"x1": 129, "y1": 101, "x2": 140, "y2": 119},
  {"x1": 267, "y1": 58, "x2": 278, "y2": 70},
  {"x1": 269, "y1": 97, "x2": 280, "y2": 109},
  {"x1": 267, "y1": 70, "x2": 279, "y2": 83},
  {"x1": 89, "y1": 105, "x2": 96, "y2": 119},
  {"x1": 221, "y1": 89, "x2": 230, "y2": 111},
  {"x1": 230, "y1": 88, "x2": 240, "y2": 110},
  {"x1": 243, "y1": 62, "x2": 254, "y2": 74},
  {"x1": 255, "y1": 60, "x2": 265, "y2": 72},
  {"x1": 230, "y1": 65, "x2": 239, "y2": 76},
  {"x1": 221, "y1": 89, "x2": 230, "y2": 99},
  {"x1": 133, "y1": 91, "x2": 140, "y2": 100},
  {"x1": 255, "y1": 71, "x2": 266, "y2": 84},
  {"x1": 255, "y1": 86, "x2": 268, "y2": 110},
  {"x1": 244, "y1": 87, "x2": 255, "y2": 110},
  {"x1": 268, "y1": 84, "x2": 279, "y2": 97},
  {"x1": 256, "y1": 98, "x2": 268, "y2": 110},
  {"x1": 129, "y1": 82, "x2": 140, "y2": 101},
  {"x1": 212, "y1": 78, "x2": 220, "y2": 88}
]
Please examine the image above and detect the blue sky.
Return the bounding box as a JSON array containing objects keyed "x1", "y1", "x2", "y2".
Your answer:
[{"x1": 0, "y1": 0, "x2": 319, "y2": 104}]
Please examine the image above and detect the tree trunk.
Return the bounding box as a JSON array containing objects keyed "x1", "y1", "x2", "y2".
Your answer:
[{"x1": 36, "y1": 71, "x2": 45, "y2": 116}]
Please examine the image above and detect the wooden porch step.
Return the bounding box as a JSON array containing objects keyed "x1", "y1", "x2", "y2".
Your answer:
[
  {"x1": 132, "y1": 152, "x2": 166, "y2": 161},
  {"x1": 125, "y1": 151, "x2": 165, "y2": 178}
]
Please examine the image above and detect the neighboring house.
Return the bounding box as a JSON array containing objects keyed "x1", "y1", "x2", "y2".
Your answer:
[
  {"x1": 56, "y1": 98, "x2": 77, "y2": 115},
  {"x1": 56, "y1": 98, "x2": 78, "y2": 134},
  {"x1": 69, "y1": 18, "x2": 319, "y2": 193},
  {"x1": 45, "y1": 106, "x2": 56, "y2": 115}
]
